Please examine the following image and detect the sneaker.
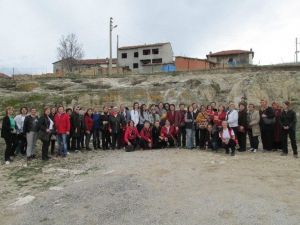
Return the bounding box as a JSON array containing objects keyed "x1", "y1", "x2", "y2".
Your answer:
[
  {"x1": 5, "y1": 161, "x2": 10, "y2": 165},
  {"x1": 294, "y1": 154, "x2": 298, "y2": 158},
  {"x1": 67, "y1": 152, "x2": 71, "y2": 155},
  {"x1": 253, "y1": 149, "x2": 257, "y2": 153},
  {"x1": 231, "y1": 152, "x2": 235, "y2": 156},
  {"x1": 249, "y1": 148, "x2": 254, "y2": 152}
]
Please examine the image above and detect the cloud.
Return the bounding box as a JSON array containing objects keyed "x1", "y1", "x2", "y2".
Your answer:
[{"x1": 0, "y1": 0, "x2": 299, "y2": 74}]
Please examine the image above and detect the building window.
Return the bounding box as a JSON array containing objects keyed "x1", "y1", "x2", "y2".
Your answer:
[
  {"x1": 152, "y1": 58, "x2": 162, "y2": 64},
  {"x1": 152, "y1": 48, "x2": 159, "y2": 54},
  {"x1": 140, "y1": 59, "x2": 151, "y2": 65},
  {"x1": 143, "y1": 49, "x2": 151, "y2": 55},
  {"x1": 133, "y1": 63, "x2": 139, "y2": 69},
  {"x1": 134, "y1": 52, "x2": 139, "y2": 58},
  {"x1": 121, "y1": 53, "x2": 127, "y2": 58}
]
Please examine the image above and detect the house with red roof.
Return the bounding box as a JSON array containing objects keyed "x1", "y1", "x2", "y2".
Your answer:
[
  {"x1": 0, "y1": 72, "x2": 10, "y2": 79},
  {"x1": 206, "y1": 49, "x2": 254, "y2": 67},
  {"x1": 52, "y1": 58, "x2": 117, "y2": 75}
]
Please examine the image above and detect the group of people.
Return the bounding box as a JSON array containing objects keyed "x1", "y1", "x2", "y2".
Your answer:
[{"x1": 1, "y1": 99, "x2": 298, "y2": 165}]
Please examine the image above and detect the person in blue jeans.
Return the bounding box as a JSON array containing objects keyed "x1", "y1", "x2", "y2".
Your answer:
[
  {"x1": 54, "y1": 106, "x2": 70, "y2": 157},
  {"x1": 185, "y1": 105, "x2": 195, "y2": 149}
]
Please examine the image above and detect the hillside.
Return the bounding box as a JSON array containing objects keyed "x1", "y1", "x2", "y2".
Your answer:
[{"x1": 1, "y1": 67, "x2": 300, "y2": 115}]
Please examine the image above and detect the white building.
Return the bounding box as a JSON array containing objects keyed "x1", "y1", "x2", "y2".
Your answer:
[{"x1": 118, "y1": 42, "x2": 175, "y2": 73}]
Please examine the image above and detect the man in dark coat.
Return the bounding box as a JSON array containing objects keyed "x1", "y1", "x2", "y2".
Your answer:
[
  {"x1": 259, "y1": 100, "x2": 275, "y2": 151},
  {"x1": 70, "y1": 106, "x2": 82, "y2": 151},
  {"x1": 100, "y1": 106, "x2": 111, "y2": 150},
  {"x1": 237, "y1": 102, "x2": 248, "y2": 152},
  {"x1": 280, "y1": 101, "x2": 298, "y2": 158},
  {"x1": 109, "y1": 107, "x2": 124, "y2": 150}
]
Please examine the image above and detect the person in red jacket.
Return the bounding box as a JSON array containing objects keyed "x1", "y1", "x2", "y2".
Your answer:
[
  {"x1": 206, "y1": 105, "x2": 214, "y2": 123},
  {"x1": 166, "y1": 104, "x2": 176, "y2": 126},
  {"x1": 54, "y1": 106, "x2": 70, "y2": 157},
  {"x1": 140, "y1": 121, "x2": 152, "y2": 150},
  {"x1": 160, "y1": 120, "x2": 177, "y2": 148},
  {"x1": 174, "y1": 103, "x2": 186, "y2": 148},
  {"x1": 84, "y1": 108, "x2": 94, "y2": 150},
  {"x1": 124, "y1": 120, "x2": 140, "y2": 152},
  {"x1": 213, "y1": 105, "x2": 227, "y2": 129}
]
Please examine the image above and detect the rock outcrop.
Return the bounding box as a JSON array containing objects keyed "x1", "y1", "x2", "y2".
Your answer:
[{"x1": 1, "y1": 68, "x2": 300, "y2": 116}]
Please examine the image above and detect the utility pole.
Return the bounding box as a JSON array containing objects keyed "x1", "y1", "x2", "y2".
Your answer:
[
  {"x1": 117, "y1": 34, "x2": 119, "y2": 74},
  {"x1": 109, "y1": 17, "x2": 117, "y2": 75},
  {"x1": 109, "y1": 17, "x2": 113, "y2": 75},
  {"x1": 296, "y1": 38, "x2": 299, "y2": 63}
]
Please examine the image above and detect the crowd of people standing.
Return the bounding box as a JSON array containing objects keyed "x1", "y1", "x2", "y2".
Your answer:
[{"x1": 1, "y1": 99, "x2": 298, "y2": 165}]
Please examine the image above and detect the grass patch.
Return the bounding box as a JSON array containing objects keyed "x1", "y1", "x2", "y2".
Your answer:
[{"x1": 15, "y1": 82, "x2": 39, "y2": 92}]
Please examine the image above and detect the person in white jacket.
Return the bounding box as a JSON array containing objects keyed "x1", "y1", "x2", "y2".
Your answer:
[
  {"x1": 130, "y1": 102, "x2": 140, "y2": 127},
  {"x1": 226, "y1": 102, "x2": 239, "y2": 135},
  {"x1": 14, "y1": 107, "x2": 28, "y2": 155}
]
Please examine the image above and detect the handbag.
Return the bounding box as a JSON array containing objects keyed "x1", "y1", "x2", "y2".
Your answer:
[
  {"x1": 125, "y1": 144, "x2": 134, "y2": 152},
  {"x1": 262, "y1": 117, "x2": 275, "y2": 125},
  {"x1": 50, "y1": 134, "x2": 57, "y2": 141},
  {"x1": 38, "y1": 130, "x2": 51, "y2": 142},
  {"x1": 238, "y1": 126, "x2": 246, "y2": 133}
]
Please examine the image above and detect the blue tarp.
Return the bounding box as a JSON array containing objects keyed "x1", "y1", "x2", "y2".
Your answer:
[{"x1": 161, "y1": 64, "x2": 176, "y2": 72}]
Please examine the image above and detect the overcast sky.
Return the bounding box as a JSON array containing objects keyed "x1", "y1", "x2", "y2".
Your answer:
[{"x1": 0, "y1": 0, "x2": 300, "y2": 74}]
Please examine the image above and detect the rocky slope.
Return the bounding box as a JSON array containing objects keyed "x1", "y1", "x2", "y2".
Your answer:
[{"x1": 1, "y1": 68, "x2": 300, "y2": 115}]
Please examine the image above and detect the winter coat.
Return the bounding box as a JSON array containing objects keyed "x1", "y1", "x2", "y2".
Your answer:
[
  {"x1": 160, "y1": 125, "x2": 176, "y2": 139},
  {"x1": 213, "y1": 111, "x2": 226, "y2": 127},
  {"x1": 149, "y1": 113, "x2": 160, "y2": 124},
  {"x1": 174, "y1": 110, "x2": 186, "y2": 127},
  {"x1": 92, "y1": 113, "x2": 101, "y2": 130},
  {"x1": 109, "y1": 113, "x2": 123, "y2": 134},
  {"x1": 280, "y1": 109, "x2": 297, "y2": 130},
  {"x1": 259, "y1": 107, "x2": 275, "y2": 126},
  {"x1": 124, "y1": 126, "x2": 140, "y2": 144},
  {"x1": 248, "y1": 110, "x2": 261, "y2": 136},
  {"x1": 54, "y1": 113, "x2": 70, "y2": 134},
  {"x1": 166, "y1": 111, "x2": 176, "y2": 125},
  {"x1": 120, "y1": 110, "x2": 131, "y2": 125},
  {"x1": 84, "y1": 114, "x2": 94, "y2": 132},
  {"x1": 70, "y1": 112, "x2": 81, "y2": 137},
  {"x1": 219, "y1": 128, "x2": 238, "y2": 144},
  {"x1": 37, "y1": 115, "x2": 51, "y2": 142},
  {"x1": 23, "y1": 115, "x2": 39, "y2": 133},
  {"x1": 226, "y1": 109, "x2": 238, "y2": 128},
  {"x1": 196, "y1": 111, "x2": 209, "y2": 128},
  {"x1": 140, "y1": 127, "x2": 152, "y2": 143},
  {"x1": 185, "y1": 112, "x2": 195, "y2": 130},
  {"x1": 130, "y1": 110, "x2": 140, "y2": 127},
  {"x1": 238, "y1": 109, "x2": 248, "y2": 132},
  {"x1": 100, "y1": 113, "x2": 110, "y2": 131},
  {"x1": 139, "y1": 111, "x2": 150, "y2": 125},
  {"x1": 1, "y1": 116, "x2": 17, "y2": 139},
  {"x1": 152, "y1": 126, "x2": 161, "y2": 143}
]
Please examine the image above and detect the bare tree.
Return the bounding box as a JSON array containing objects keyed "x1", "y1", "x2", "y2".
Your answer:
[{"x1": 57, "y1": 33, "x2": 84, "y2": 72}]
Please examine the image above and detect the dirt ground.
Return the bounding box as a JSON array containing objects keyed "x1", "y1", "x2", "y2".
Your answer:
[{"x1": 0, "y1": 146, "x2": 300, "y2": 225}]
